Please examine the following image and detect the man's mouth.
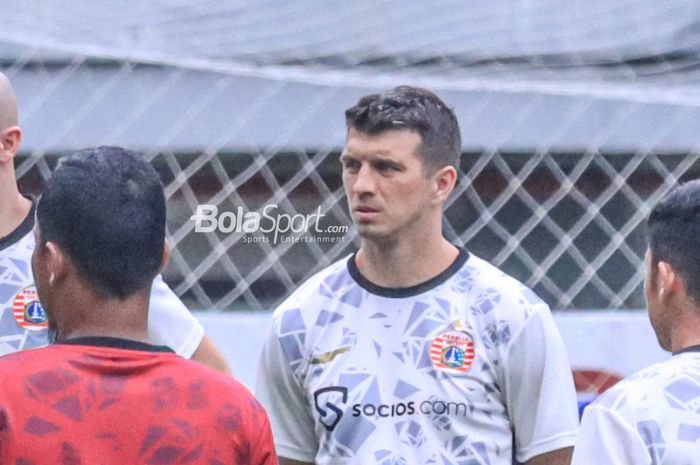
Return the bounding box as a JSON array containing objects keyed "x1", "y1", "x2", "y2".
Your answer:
[
  {"x1": 354, "y1": 206, "x2": 380, "y2": 221},
  {"x1": 355, "y1": 206, "x2": 379, "y2": 213}
]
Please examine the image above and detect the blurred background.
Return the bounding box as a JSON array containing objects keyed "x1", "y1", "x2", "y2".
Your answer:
[{"x1": 2, "y1": 0, "x2": 699, "y2": 388}]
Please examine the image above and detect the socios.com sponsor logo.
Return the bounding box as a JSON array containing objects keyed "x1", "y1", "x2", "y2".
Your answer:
[
  {"x1": 352, "y1": 399, "x2": 468, "y2": 418},
  {"x1": 314, "y1": 386, "x2": 348, "y2": 432},
  {"x1": 313, "y1": 385, "x2": 469, "y2": 430}
]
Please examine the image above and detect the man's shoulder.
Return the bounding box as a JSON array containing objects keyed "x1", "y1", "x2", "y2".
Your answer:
[
  {"x1": 460, "y1": 253, "x2": 550, "y2": 315},
  {"x1": 0, "y1": 345, "x2": 51, "y2": 365},
  {"x1": 464, "y1": 253, "x2": 539, "y2": 294},
  {"x1": 167, "y1": 355, "x2": 270, "y2": 421},
  {"x1": 0, "y1": 346, "x2": 69, "y2": 390},
  {"x1": 594, "y1": 356, "x2": 694, "y2": 413},
  {"x1": 175, "y1": 355, "x2": 254, "y2": 393},
  {"x1": 0, "y1": 347, "x2": 269, "y2": 425},
  {"x1": 272, "y1": 254, "x2": 354, "y2": 318}
]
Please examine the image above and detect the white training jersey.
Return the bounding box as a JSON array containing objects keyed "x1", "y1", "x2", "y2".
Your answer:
[
  {"x1": 573, "y1": 350, "x2": 700, "y2": 465},
  {"x1": 0, "y1": 204, "x2": 204, "y2": 357},
  {"x1": 257, "y1": 249, "x2": 579, "y2": 465}
]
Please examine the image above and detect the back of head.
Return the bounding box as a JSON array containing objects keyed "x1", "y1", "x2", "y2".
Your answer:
[
  {"x1": 345, "y1": 85, "x2": 462, "y2": 172},
  {"x1": 0, "y1": 72, "x2": 18, "y2": 130},
  {"x1": 647, "y1": 179, "x2": 700, "y2": 304},
  {"x1": 36, "y1": 146, "x2": 166, "y2": 298}
]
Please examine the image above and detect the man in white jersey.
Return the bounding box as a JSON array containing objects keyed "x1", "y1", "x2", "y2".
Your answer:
[
  {"x1": 257, "y1": 86, "x2": 579, "y2": 465},
  {"x1": 572, "y1": 180, "x2": 700, "y2": 465},
  {"x1": 0, "y1": 71, "x2": 230, "y2": 372}
]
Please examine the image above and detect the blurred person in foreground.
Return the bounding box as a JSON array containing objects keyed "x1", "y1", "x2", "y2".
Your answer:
[
  {"x1": 0, "y1": 146, "x2": 276, "y2": 464},
  {"x1": 0, "y1": 71, "x2": 231, "y2": 373},
  {"x1": 257, "y1": 86, "x2": 579, "y2": 465},
  {"x1": 573, "y1": 180, "x2": 700, "y2": 464}
]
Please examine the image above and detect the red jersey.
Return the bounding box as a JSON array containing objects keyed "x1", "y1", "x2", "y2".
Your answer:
[{"x1": 0, "y1": 337, "x2": 277, "y2": 465}]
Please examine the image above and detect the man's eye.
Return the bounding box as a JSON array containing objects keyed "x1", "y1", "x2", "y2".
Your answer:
[{"x1": 375, "y1": 162, "x2": 400, "y2": 172}]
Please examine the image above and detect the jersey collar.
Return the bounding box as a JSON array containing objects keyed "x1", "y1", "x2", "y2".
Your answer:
[
  {"x1": 59, "y1": 336, "x2": 175, "y2": 353},
  {"x1": 673, "y1": 344, "x2": 700, "y2": 356},
  {"x1": 347, "y1": 247, "x2": 469, "y2": 298}
]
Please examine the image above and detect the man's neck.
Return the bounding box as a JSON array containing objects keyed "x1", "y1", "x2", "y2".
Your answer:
[
  {"x1": 59, "y1": 326, "x2": 151, "y2": 344},
  {"x1": 53, "y1": 287, "x2": 151, "y2": 345},
  {"x1": 0, "y1": 167, "x2": 31, "y2": 238},
  {"x1": 671, "y1": 308, "x2": 700, "y2": 353},
  {"x1": 356, "y1": 236, "x2": 460, "y2": 288}
]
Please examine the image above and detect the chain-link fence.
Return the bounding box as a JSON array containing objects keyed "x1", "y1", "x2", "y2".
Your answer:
[
  {"x1": 15, "y1": 135, "x2": 700, "y2": 311},
  {"x1": 4, "y1": 1, "x2": 700, "y2": 311}
]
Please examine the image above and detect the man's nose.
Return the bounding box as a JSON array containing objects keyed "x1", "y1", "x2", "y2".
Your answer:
[{"x1": 350, "y1": 164, "x2": 376, "y2": 195}]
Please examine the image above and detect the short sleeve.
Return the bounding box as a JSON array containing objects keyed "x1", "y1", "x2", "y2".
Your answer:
[
  {"x1": 251, "y1": 412, "x2": 280, "y2": 465},
  {"x1": 147, "y1": 275, "x2": 204, "y2": 358},
  {"x1": 572, "y1": 404, "x2": 651, "y2": 465},
  {"x1": 503, "y1": 307, "x2": 579, "y2": 463},
  {"x1": 256, "y1": 324, "x2": 317, "y2": 463}
]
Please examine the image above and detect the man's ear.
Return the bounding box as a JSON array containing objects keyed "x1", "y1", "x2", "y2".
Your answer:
[
  {"x1": 0, "y1": 126, "x2": 22, "y2": 164},
  {"x1": 160, "y1": 241, "x2": 171, "y2": 274},
  {"x1": 44, "y1": 241, "x2": 68, "y2": 284},
  {"x1": 657, "y1": 261, "x2": 682, "y2": 299},
  {"x1": 431, "y1": 165, "x2": 458, "y2": 204}
]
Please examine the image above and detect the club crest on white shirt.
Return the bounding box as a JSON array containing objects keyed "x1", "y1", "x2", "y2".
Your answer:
[
  {"x1": 430, "y1": 323, "x2": 475, "y2": 374},
  {"x1": 12, "y1": 286, "x2": 48, "y2": 331}
]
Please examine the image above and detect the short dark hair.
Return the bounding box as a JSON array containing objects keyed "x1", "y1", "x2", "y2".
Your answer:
[
  {"x1": 36, "y1": 146, "x2": 166, "y2": 298},
  {"x1": 647, "y1": 179, "x2": 700, "y2": 303},
  {"x1": 345, "y1": 85, "x2": 461, "y2": 172}
]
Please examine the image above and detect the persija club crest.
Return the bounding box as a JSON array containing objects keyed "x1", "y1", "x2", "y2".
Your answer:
[
  {"x1": 13, "y1": 286, "x2": 48, "y2": 331},
  {"x1": 430, "y1": 325, "x2": 475, "y2": 374}
]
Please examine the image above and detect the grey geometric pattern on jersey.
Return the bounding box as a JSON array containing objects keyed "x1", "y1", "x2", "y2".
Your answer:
[
  {"x1": 665, "y1": 367, "x2": 700, "y2": 447},
  {"x1": 274, "y1": 254, "x2": 569, "y2": 464},
  {"x1": 0, "y1": 233, "x2": 48, "y2": 355},
  {"x1": 637, "y1": 420, "x2": 666, "y2": 464},
  {"x1": 595, "y1": 355, "x2": 700, "y2": 464}
]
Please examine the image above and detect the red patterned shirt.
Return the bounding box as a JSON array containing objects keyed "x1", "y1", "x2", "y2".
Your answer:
[{"x1": 0, "y1": 337, "x2": 277, "y2": 465}]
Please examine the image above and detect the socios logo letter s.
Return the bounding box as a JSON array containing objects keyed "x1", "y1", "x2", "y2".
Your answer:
[{"x1": 314, "y1": 386, "x2": 348, "y2": 432}]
